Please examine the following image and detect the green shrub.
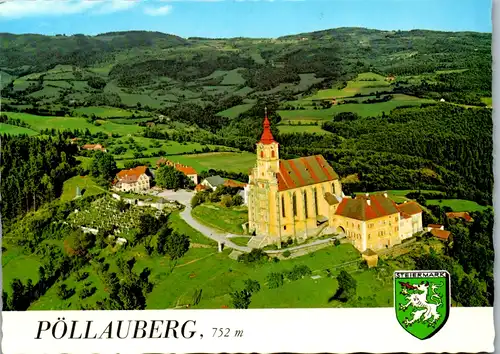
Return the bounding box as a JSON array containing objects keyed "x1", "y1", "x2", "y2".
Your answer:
[
  {"x1": 285, "y1": 265, "x2": 312, "y2": 281},
  {"x1": 238, "y1": 249, "x2": 269, "y2": 264},
  {"x1": 283, "y1": 250, "x2": 291, "y2": 258},
  {"x1": 243, "y1": 279, "x2": 261, "y2": 294},
  {"x1": 267, "y1": 272, "x2": 284, "y2": 289}
]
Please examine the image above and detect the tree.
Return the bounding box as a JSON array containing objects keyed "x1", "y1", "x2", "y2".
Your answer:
[
  {"x1": 155, "y1": 165, "x2": 190, "y2": 190},
  {"x1": 455, "y1": 274, "x2": 489, "y2": 307},
  {"x1": 57, "y1": 284, "x2": 75, "y2": 300},
  {"x1": 191, "y1": 192, "x2": 207, "y2": 208},
  {"x1": 333, "y1": 270, "x2": 357, "y2": 302},
  {"x1": 243, "y1": 279, "x2": 261, "y2": 294},
  {"x1": 138, "y1": 214, "x2": 159, "y2": 239},
  {"x1": 63, "y1": 229, "x2": 95, "y2": 257},
  {"x1": 164, "y1": 232, "x2": 190, "y2": 261},
  {"x1": 232, "y1": 194, "x2": 244, "y2": 206},
  {"x1": 220, "y1": 195, "x2": 234, "y2": 208},
  {"x1": 230, "y1": 289, "x2": 252, "y2": 309},
  {"x1": 87, "y1": 76, "x2": 106, "y2": 90},
  {"x1": 89, "y1": 151, "x2": 117, "y2": 182}
]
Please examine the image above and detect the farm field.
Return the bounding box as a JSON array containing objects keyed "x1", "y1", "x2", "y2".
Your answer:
[
  {"x1": 60, "y1": 176, "x2": 106, "y2": 202},
  {"x1": 111, "y1": 137, "x2": 213, "y2": 160},
  {"x1": 368, "y1": 190, "x2": 444, "y2": 203},
  {"x1": 118, "y1": 152, "x2": 255, "y2": 173},
  {"x1": 425, "y1": 199, "x2": 490, "y2": 212},
  {"x1": 3, "y1": 112, "x2": 144, "y2": 136},
  {"x1": 0, "y1": 123, "x2": 38, "y2": 136},
  {"x1": 277, "y1": 124, "x2": 332, "y2": 135},
  {"x1": 306, "y1": 72, "x2": 392, "y2": 100},
  {"x1": 217, "y1": 103, "x2": 254, "y2": 118},
  {"x1": 192, "y1": 204, "x2": 249, "y2": 235},
  {"x1": 278, "y1": 95, "x2": 434, "y2": 122}
]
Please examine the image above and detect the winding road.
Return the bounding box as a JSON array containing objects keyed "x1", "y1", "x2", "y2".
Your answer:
[{"x1": 157, "y1": 189, "x2": 340, "y2": 254}]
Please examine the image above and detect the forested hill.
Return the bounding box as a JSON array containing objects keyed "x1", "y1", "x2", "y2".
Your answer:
[{"x1": 1, "y1": 28, "x2": 491, "y2": 89}]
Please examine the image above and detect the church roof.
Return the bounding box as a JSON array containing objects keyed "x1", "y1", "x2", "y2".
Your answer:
[
  {"x1": 335, "y1": 194, "x2": 399, "y2": 221},
  {"x1": 276, "y1": 155, "x2": 339, "y2": 191}
]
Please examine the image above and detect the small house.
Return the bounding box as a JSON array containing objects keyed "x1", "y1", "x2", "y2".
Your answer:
[
  {"x1": 446, "y1": 212, "x2": 473, "y2": 222},
  {"x1": 81, "y1": 143, "x2": 107, "y2": 153},
  {"x1": 430, "y1": 229, "x2": 451, "y2": 241},
  {"x1": 201, "y1": 175, "x2": 226, "y2": 191}
]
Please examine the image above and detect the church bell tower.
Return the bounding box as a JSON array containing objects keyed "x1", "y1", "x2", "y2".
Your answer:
[{"x1": 256, "y1": 107, "x2": 279, "y2": 178}]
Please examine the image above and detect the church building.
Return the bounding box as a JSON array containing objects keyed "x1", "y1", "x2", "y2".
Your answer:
[
  {"x1": 247, "y1": 112, "x2": 424, "y2": 252},
  {"x1": 247, "y1": 112, "x2": 344, "y2": 248}
]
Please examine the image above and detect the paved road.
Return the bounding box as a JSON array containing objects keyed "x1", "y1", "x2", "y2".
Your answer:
[
  {"x1": 157, "y1": 189, "x2": 343, "y2": 254},
  {"x1": 157, "y1": 189, "x2": 252, "y2": 252}
]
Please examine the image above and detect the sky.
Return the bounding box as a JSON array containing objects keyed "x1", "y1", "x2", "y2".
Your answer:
[{"x1": 0, "y1": 0, "x2": 492, "y2": 38}]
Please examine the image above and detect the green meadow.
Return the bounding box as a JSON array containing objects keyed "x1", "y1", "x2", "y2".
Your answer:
[
  {"x1": 192, "y1": 204, "x2": 249, "y2": 235},
  {"x1": 3, "y1": 112, "x2": 144, "y2": 136},
  {"x1": 217, "y1": 103, "x2": 254, "y2": 118},
  {"x1": 0, "y1": 123, "x2": 39, "y2": 136},
  {"x1": 60, "y1": 176, "x2": 106, "y2": 202},
  {"x1": 306, "y1": 72, "x2": 392, "y2": 100},
  {"x1": 72, "y1": 106, "x2": 145, "y2": 118},
  {"x1": 118, "y1": 152, "x2": 256, "y2": 173},
  {"x1": 277, "y1": 124, "x2": 332, "y2": 135},
  {"x1": 425, "y1": 199, "x2": 490, "y2": 212},
  {"x1": 278, "y1": 95, "x2": 433, "y2": 122},
  {"x1": 27, "y1": 240, "x2": 396, "y2": 310}
]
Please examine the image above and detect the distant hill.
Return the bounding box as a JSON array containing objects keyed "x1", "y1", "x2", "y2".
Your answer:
[{"x1": 0, "y1": 27, "x2": 491, "y2": 114}]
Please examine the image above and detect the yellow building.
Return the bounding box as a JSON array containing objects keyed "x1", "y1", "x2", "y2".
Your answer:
[
  {"x1": 331, "y1": 194, "x2": 423, "y2": 252},
  {"x1": 247, "y1": 113, "x2": 343, "y2": 248},
  {"x1": 247, "y1": 113, "x2": 424, "y2": 251}
]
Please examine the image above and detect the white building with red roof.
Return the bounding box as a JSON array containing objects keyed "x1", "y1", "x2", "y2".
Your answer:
[{"x1": 113, "y1": 166, "x2": 152, "y2": 193}]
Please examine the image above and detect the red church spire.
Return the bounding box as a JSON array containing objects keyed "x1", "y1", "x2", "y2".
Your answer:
[{"x1": 259, "y1": 107, "x2": 276, "y2": 144}]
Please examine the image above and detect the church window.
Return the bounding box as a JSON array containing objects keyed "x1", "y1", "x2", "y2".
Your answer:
[
  {"x1": 304, "y1": 191, "x2": 308, "y2": 218},
  {"x1": 261, "y1": 151, "x2": 264, "y2": 158},
  {"x1": 292, "y1": 193, "x2": 297, "y2": 217},
  {"x1": 272, "y1": 150, "x2": 275, "y2": 158},
  {"x1": 281, "y1": 195, "x2": 286, "y2": 217},
  {"x1": 314, "y1": 188, "x2": 319, "y2": 215},
  {"x1": 284, "y1": 226, "x2": 287, "y2": 230}
]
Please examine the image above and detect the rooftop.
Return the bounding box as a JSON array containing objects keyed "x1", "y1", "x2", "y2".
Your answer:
[
  {"x1": 396, "y1": 201, "x2": 423, "y2": 216},
  {"x1": 116, "y1": 166, "x2": 149, "y2": 183},
  {"x1": 335, "y1": 194, "x2": 399, "y2": 221},
  {"x1": 277, "y1": 155, "x2": 339, "y2": 191},
  {"x1": 204, "y1": 175, "x2": 226, "y2": 187},
  {"x1": 430, "y1": 229, "x2": 451, "y2": 240}
]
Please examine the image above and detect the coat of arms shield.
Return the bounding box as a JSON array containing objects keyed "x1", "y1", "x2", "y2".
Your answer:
[{"x1": 394, "y1": 270, "x2": 451, "y2": 340}]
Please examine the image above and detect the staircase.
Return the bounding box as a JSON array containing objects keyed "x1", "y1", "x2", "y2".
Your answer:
[{"x1": 247, "y1": 235, "x2": 268, "y2": 249}]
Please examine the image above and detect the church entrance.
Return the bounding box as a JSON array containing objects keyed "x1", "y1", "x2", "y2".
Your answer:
[{"x1": 336, "y1": 226, "x2": 346, "y2": 236}]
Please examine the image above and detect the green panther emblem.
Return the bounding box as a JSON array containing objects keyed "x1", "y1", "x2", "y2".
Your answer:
[{"x1": 394, "y1": 270, "x2": 451, "y2": 340}]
